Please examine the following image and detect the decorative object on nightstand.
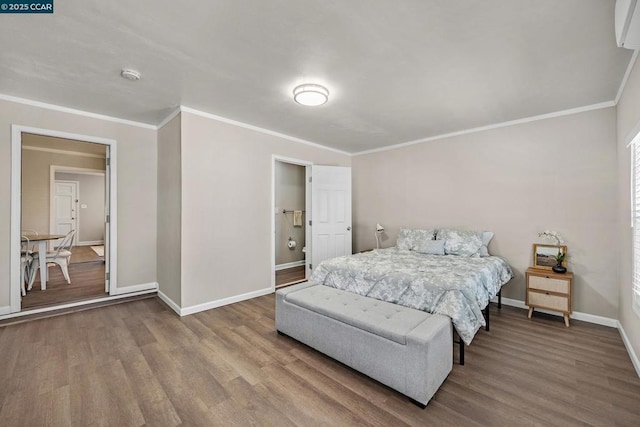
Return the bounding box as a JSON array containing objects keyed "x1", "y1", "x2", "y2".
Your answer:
[
  {"x1": 535, "y1": 230, "x2": 568, "y2": 273},
  {"x1": 375, "y1": 223, "x2": 385, "y2": 249},
  {"x1": 552, "y1": 251, "x2": 567, "y2": 274},
  {"x1": 525, "y1": 267, "x2": 573, "y2": 327}
]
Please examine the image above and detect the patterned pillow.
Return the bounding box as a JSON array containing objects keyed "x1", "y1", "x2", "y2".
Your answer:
[
  {"x1": 414, "y1": 239, "x2": 445, "y2": 255},
  {"x1": 396, "y1": 228, "x2": 436, "y2": 251},
  {"x1": 436, "y1": 229, "x2": 483, "y2": 256}
]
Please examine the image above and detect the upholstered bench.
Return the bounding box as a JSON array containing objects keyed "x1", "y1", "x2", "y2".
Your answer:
[{"x1": 275, "y1": 282, "x2": 452, "y2": 407}]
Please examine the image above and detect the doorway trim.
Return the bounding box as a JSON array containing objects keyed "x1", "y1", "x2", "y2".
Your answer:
[
  {"x1": 49, "y1": 166, "x2": 106, "y2": 247},
  {"x1": 271, "y1": 155, "x2": 312, "y2": 290},
  {"x1": 10, "y1": 125, "x2": 117, "y2": 313}
]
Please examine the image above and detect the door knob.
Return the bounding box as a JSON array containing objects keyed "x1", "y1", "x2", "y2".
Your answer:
[{"x1": 347, "y1": 226, "x2": 351, "y2": 231}]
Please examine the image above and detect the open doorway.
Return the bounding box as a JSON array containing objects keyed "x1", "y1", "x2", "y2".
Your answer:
[
  {"x1": 18, "y1": 133, "x2": 109, "y2": 310},
  {"x1": 273, "y1": 158, "x2": 310, "y2": 288}
]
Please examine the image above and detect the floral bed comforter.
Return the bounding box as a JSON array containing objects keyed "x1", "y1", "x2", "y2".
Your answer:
[{"x1": 309, "y1": 247, "x2": 513, "y2": 345}]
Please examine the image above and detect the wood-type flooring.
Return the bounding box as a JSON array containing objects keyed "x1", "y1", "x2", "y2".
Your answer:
[
  {"x1": 21, "y1": 261, "x2": 106, "y2": 310},
  {"x1": 275, "y1": 265, "x2": 305, "y2": 287},
  {"x1": 0, "y1": 294, "x2": 638, "y2": 426}
]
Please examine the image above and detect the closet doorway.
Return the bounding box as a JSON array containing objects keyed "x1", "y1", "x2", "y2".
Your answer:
[{"x1": 273, "y1": 157, "x2": 311, "y2": 288}]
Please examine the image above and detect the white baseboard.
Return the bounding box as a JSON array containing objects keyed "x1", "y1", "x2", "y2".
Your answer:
[
  {"x1": 275, "y1": 260, "x2": 305, "y2": 271},
  {"x1": 0, "y1": 305, "x2": 11, "y2": 316},
  {"x1": 76, "y1": 240, "x2": 104, "y2": 246},
  {"x1": 179, "y1": 286, "x2": 275, "y2": 316},
  {"x1": 492, "y1": 296, "x2": 619, "y2": 328},
  {"x1": 157, "y1": 290, "x2": 181, "y2": 315},
  {"x1": 618, "y1": 321, "x2": 640, "y2": 377},
  {"x1": 112, "y1": 282, "x2": 158, "y2": 295}
]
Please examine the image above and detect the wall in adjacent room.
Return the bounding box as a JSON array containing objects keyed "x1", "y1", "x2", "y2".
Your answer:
[
  {"x1": 21, "y1": 140, "x2": 105, "y2": 237},
  {"x1": 352, "y1": 107, "x2": 618, "y2": 319},
  {"x1": 56, "y1": 172, "x2": 105, "y2": 243},
  {"x1": 274, "y1": 161, "x2": 306, "y2": 266}
]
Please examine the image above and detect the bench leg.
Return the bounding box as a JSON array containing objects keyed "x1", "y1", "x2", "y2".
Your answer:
[
  {"x1": 409, "y1": 398, "x2": 427, "y2": 409},
  {"x1": 454, "y1": 331, "x2": 465, "y2": 366}
]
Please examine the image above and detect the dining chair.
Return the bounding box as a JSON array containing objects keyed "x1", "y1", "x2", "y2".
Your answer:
[
  {"x1": 20, "y1": 235, "x2": 33, "y2": 297},
  {"x1": 21, "y1": 229, "x2": 39, "y2": 255},
  {"x1": 28, "y1": 230, "x2": 76, "y2": 290}
]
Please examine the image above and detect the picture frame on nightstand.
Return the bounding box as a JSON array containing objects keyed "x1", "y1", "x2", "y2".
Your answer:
[{"x1": 533, "y1": 244, "x2": 567, "y2": 270}]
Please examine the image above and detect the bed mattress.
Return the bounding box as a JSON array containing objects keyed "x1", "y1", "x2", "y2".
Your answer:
[{"x1": 309, "y1": 247, "x2": 513, "y2": 345}]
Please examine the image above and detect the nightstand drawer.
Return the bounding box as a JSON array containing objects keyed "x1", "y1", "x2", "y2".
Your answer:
[
  {"x1": 528, "y1": 275, "x2": 570, "y2": 294},
  {"x1": 528, "y1": 291, "x2": 569, "y2": 312}
]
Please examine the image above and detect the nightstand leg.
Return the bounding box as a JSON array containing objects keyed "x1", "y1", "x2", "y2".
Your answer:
[
  {"x1": 564, "y1": 314, "x2": 570, "y2": 327},
  {"x1": 527, "y1": 307, "x2": 533, "y2": 319}
]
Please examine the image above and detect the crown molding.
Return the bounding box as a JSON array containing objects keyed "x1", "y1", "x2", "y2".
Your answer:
[
  {"x1": 615, "y1": 49, "x2": 639, "y2": 105},
  {"x1": 352, "y1": 101, "x2": 616, "y2": 156},
  {"x1": 0, "y1": 93, "x2": 157, "y2": 130},
  {"x1": 156, "y1": 106, "x2": 182, "y2": 129},
  {"x1": 22, "y1": 145, "x2": 106, "y2": 159},
  {"x1": 178, "y1": 105, "x2": 351, "y2": 156}
]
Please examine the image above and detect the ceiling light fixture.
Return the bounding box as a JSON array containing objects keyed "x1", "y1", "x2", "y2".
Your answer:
[
  {"x1": 293, "y1": 83, "x2": 329, "y2": 106},
  {"x1": 120, "y1": 68, "x2": 141, "y2": 81}
]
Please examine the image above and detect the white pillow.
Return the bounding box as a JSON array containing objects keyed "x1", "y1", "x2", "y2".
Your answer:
[
  {"x1": 478, "y1": 231, "x2": 494, "y2": 257},
  {"x1": 414, "y1": 239, "x2": 445, "y2": 255}
]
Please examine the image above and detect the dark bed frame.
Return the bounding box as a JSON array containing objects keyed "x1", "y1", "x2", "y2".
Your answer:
[{"x1": 454, "y1": 289, "x2": 501, "y2": 365}]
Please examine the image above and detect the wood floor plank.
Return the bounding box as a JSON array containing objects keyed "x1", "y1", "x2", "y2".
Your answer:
[
  {"x1": 275, "y1": 266, "x2": 305, "y2": 287},
  {"x1": 0, "y1": 295, "x2": 638, "y2": 426},
  {"x1": 22, "y1": 261, "x2": 107, "y2": 310},
  {"x1": 283, "y1": 358, "x2": 412, "y2": 427},
  {"x1": 119, "y1": 352, "x2": 182, "y2": 427},
  {"x1": 218, "y1": 376, "x2": 298, "y2": 427}
]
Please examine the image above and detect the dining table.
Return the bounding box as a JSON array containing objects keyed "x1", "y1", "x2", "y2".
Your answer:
[{"x1": 21, "y1": 234, "x2": 64, "y2": 290}]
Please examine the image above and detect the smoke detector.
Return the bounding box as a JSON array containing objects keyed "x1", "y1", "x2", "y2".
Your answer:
[{"x1": 120, "y1": 69, "x2": 141, "y2": 81}]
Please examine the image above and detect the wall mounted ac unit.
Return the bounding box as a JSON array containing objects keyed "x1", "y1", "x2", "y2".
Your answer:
[{"x1": 616, "y1": 0, "x2": 640, "y2": 49}]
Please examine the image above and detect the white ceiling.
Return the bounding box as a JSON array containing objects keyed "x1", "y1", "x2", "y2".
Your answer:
[{"x1": 0, "y1": 0, "x2": 633, "y2": 153}]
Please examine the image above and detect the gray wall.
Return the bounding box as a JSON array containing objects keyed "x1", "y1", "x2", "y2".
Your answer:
[
  {"x1": 180, "y1": 111, "x2": 351, "y2": 308},
  {"x1": 352, "y1": 107, "x2": 618, "y2": 319},
  {"x1": 617, "y1": 56, "x2": 640, "y2": 367},
  {"x1": 157, "y1": 114, "x2": 182, "y2": 306},
  {"x1": 56, "y1": 172, "x2": 105, "y2": 243},
  {"x1": 275, "y1": 161, "x2": 306, "y2": 266}
]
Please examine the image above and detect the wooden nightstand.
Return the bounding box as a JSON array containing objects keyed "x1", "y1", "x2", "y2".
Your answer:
[{"x1": 525, "y1": 267, "x2": 573, "y2": 327}]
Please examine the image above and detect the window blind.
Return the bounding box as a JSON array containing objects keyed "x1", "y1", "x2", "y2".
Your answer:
[{"x1": 633, "y1": 142, "x2": 640, "y2": 307}]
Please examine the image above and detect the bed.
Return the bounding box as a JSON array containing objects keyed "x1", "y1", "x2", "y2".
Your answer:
[{"x1": 309, "y1": 235, "x2": 513, "y2": 346}]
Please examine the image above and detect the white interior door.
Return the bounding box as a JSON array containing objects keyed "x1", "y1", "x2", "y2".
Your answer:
[
  {"x1": 310, "y1": 166, "x2": 352, "y2": 273},
  {"x1": 54, "y1": 180, "x2": 78, "y2": 247}
]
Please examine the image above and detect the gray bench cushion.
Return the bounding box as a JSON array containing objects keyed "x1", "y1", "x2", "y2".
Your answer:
[{"x1": 284, "y1": 285, "x2": 431, "y2": 345}]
